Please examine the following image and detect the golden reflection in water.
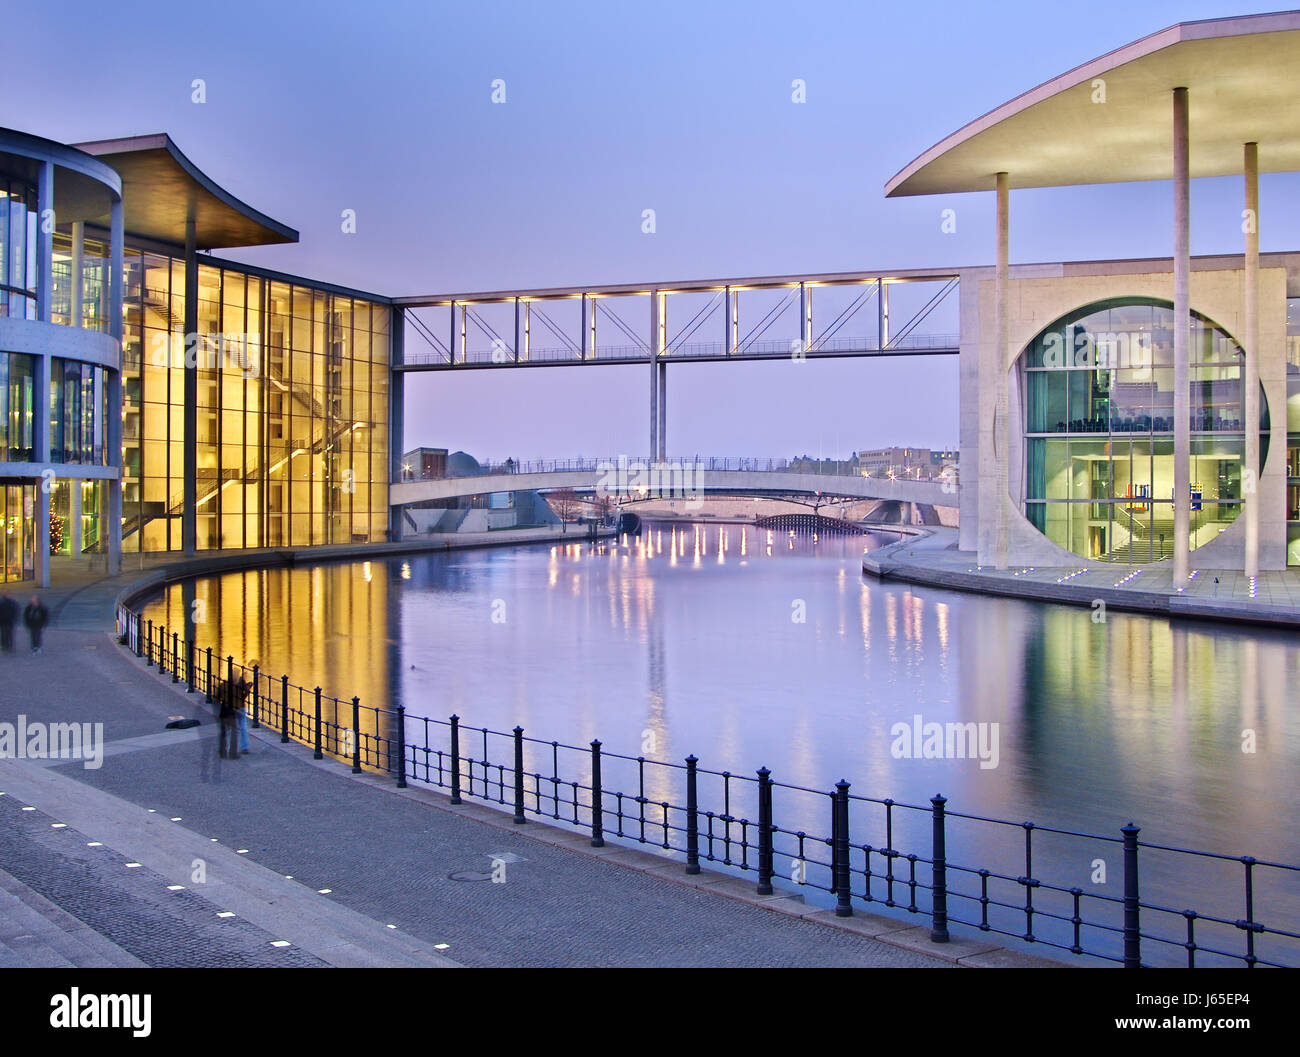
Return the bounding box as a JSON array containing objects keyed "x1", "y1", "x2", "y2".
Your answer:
[
  {"x1": 936, "y1": 601, "x2": 949, "y2": 653},
  {"x1": 141, "y1": 563, "x2": 393, "y2": 766}
]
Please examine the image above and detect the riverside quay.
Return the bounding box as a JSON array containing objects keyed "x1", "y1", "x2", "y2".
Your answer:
[{"x1": 0, "y1": 5, "x2": 1297, "y2": 1010}]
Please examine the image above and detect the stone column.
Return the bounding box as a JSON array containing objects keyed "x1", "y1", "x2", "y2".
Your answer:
[
  {"x1": 1243, "y1": 141, "x2": 1260, "y2": 579},
  {"x1": 1172, "y1": 88, "x2": 1191, "y2": 584},
  {"x1": 994, "y1": 171, "x2": 1010, "y2": 570}
]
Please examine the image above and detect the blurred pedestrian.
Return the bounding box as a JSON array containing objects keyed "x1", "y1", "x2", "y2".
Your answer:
[
  {"x1": 23, "y1": 596, "x2": 48, "y2": 654},
  {"x1": 0, "y1": 594, "x2": 16, "y2": 652},
  {"x1": 236, "y1": 663, "x2": 255, "y2": 754}
]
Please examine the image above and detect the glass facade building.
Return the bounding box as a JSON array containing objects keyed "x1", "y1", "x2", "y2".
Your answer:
[
  {"x1": 1, "y1": 126, "x2": 393, "y2": 586},
  {"x1": 1021, "y1": 299, "x2": 1269, "y2": 563},
  {"x1": 121, "y1": 253, "x2": 389, "y2": 552}
]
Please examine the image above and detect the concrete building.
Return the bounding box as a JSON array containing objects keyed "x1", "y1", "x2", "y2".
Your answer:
[{"x1": 887, "y1": 10, "x2": 1300, "y2": 572}]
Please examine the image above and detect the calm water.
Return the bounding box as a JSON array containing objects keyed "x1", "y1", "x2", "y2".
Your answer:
[{"x1": 140, "y1": 521, "x2": 1300, "y2": 965}]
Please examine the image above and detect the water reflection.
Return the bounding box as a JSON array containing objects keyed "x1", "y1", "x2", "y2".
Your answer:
[{"x1": 140, "y1": 520, "x2": 1300, "y2": 961}]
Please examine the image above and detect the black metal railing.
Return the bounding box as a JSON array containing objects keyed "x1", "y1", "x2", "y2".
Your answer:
[{"x1": 116, "y1": 603, "x2": 1300, "y2": 969}]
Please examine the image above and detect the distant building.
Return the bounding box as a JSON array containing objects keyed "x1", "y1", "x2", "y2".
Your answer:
[
  {"x1": 856, "y1": 447, "x2": 944, "y2": 479},
  {"x1": 400, "y1": 447, "x2": 448, "y2": 480}
]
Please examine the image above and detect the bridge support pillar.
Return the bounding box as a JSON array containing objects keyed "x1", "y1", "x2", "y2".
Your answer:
[
  {"x1": 650, "y1": 290, "x2": 663, "y2": 457},
  {"x1": 657, "y1": 362, "x2": 667, "y2": 459}
]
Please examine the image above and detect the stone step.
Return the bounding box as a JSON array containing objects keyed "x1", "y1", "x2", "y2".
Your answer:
[{"x1": 0, "y1": 866, "x2": 143, "y2": 968}]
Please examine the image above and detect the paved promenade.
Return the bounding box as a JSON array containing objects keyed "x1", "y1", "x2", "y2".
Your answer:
[
  {"x1": 865, "y1": 528, "x2": 1300, "y2": 626},
  {"x1": 0, "y1": 626, "x2": 983, "y2": 968}
]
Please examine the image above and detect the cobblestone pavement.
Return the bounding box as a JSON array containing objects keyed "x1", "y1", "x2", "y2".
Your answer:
[
  {"x1": 0, "y1": 794, "x2": 325, "y2": 968},
  {"x1": 0, "y1": 629, "x2": 954, "y2": 968}
]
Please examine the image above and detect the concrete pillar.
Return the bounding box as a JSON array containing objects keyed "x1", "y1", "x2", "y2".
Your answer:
[
  {"x1": 70, "y1": 481, "x2": 83, "y2": 557},
  {"x1": 878, "y1": 279, "x2": 889, "y2": 349},
  {"x1": 107, "y1": 196, "x2": 123, "y2": 576},
  {"x1": 994, "y1": 172, "x2": 1010, "y2": 570},
  {"x1": 36, "y1": 161, "x2": 53, "y2": 324},
  {"x1": 1172, "y1": 87, "x2": 1191, "y2": 584},
  {"x1": 800, "y1": 282, "x2": 812, "y2": 351},
  {"x1": 725, "y1": 286, "x2": 737, "y2": 354},
  {"x1": 70, "y1": 221, "x2": 84, "y2": 328},
  {"x1": 449, "y1": 300, "x2": 459, "y2": 362},
  {"x1": 581, "y1": 294, "x2": 591, "y2": 360},
  {"x1": 513, "y1": 297, "x2": 522, "y2": 362},
  {"x1": 649, "y1": 290, "x2": 662, "y2": 457},
  {"x1": 35, "y1": 161, "x2": 53, "y2": 587},
  {"x1": 1243, "y1": 141, "x2": 1260, "y2": 579},
  {"x1": 657, "y1": 362, "x2": 667, "y2": 460},
  {"x1": 182, "y1": 216, "x2": 198, "y2": 555}
]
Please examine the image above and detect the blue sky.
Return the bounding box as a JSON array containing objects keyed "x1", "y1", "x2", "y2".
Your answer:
[{"x1": 9, "y1": 0, "x2": 1296, "y2": 459}]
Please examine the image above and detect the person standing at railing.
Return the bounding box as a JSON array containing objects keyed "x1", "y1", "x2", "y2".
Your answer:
[
  {"x1": 217, "y1": 680, "x2": 237, "y2": 759},
  {"x1": 237, "y1": 663, "x2": 255, "y2": 754}
]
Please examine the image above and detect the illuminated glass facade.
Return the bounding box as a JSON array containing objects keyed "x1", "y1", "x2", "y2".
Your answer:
[
  {"x1": 1022, "y1": 299, "x2": 1269, "y2": 563},
  {"x1": 120, "y1": 253, "x2": 390, "y2": 552}
]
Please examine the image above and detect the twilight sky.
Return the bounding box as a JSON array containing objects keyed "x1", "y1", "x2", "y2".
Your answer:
[{"x1": 10, "y1": 0, "x2": 1299, "y2": 460}]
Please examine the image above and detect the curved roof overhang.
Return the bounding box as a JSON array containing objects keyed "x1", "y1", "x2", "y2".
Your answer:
[
  {"x1": 73, "y1": 133, "x2": 297, "y2": 249},
  {"x1": 0, "y1": 127, "x2": 122, "y2": 225},
  {"x1": 885, "y1": 10, "x2": 1300, "y2": 197}
]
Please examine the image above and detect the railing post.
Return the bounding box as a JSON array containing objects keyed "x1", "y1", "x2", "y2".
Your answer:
[
  {"x1": 205, "y1": 646, "x2": 213, "y2": 703},
  {"x1": 685, "y1": 754, "x2": 700, "y2": 874},
  {"x1": 449, "y1": 714, "x2": 462, "y2": 804},
  {"x1": 226, "y1": 655, "x2": 233, "y2": 698},
  {"x1": 833, "y1": 779, "x2": 853, "y2": 917},
  {"x1": 351, "y1": 697, "x2": 362, "y2": 773},
  {"x1": 930, "y1": 794, "x2": 950, "y2": 942},
  {"x1": 134, "y1": 612, "x2": 143, "y2": 657},
  {"x1": 590, "y1": 740, "x2": 604, "y2": 847},
  {"x1": 157, "y1": 624, "x2": 165, "y2": 671},
  {"x1": 313, "y1": 687, "x2": 323, "y2": 759},
  {"x1": 185, "y1": 637, "x2": 195, "y2": 693},
  {"x1": 1122, "y1": 822, "x2": 1142, "y2": 969},
  {"x1": 280, "y1": 674, "x2": 290, "y2": 743},
  {"x1": 756, "y1": 766, "x2": 774, "y2": 894},
  {"x1": 394, "y1": 705, "x2": 407, "y2": 788},
  {"x1": 145, "y1": 618, "x2": 152, "y2": 663},
  {"x1": 171, "y1": 631, "x2": 179, "y2": 682},
  {"x1": 250, "y1": 665, "x2": 260, "y2": 728},
  {"x1": 513, "y1": 726, "x2": 527, "y2": 824}
]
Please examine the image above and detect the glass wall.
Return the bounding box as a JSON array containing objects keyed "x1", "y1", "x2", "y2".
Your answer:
[
  {"x1": 50, "y1": 231, "x2": 110, "y2": 332},
  {"x1": 0, "y1": 350, "x2": 35, "y2": 460},
  {"x1": 1022, "y1": 299, "x2": 1267, "y2": 563},
  {"x1": 0, "y1": 481, "x2": 35, "y2": 582},
  {"x1": 120, "y1": 250, "x2": 389, "y2": 552},
  {"x1": 0, "y1": 174, "x2": 37, "y2": 320},
  {"x1": 49, "y1": 357, "x2": 106, "y2": 464}
]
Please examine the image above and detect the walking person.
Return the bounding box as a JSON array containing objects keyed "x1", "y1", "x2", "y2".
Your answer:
[
  {"x1": 0, "y1": 594, "x2": 16, "y2": 653},
  {"x1": 23, "y1": 596, "x2": 49, "y2": 654},
  {"x1": 235, "y1": 664, "x2": 254, "y2": 755},
  {"x1": 217, "y1": 679, "x2": 239, "y2": 760}
]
